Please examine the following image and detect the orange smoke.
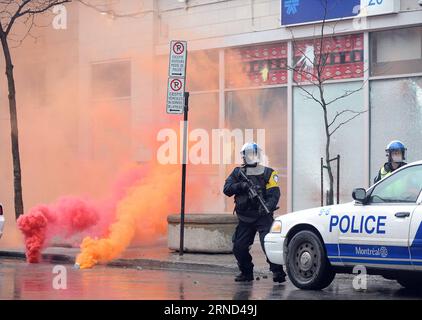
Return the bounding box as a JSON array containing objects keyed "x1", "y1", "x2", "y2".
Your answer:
[{"x1": 75, "y1": 163, "x2": 179, "y2": 269}]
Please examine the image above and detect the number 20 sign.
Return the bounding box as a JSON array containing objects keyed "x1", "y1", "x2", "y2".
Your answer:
[{"x1": 361, "y1": 0, "x2": 399, "y2": 16}]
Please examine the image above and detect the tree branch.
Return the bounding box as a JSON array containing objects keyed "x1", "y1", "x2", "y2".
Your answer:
[
  {"x1": 329, "y1": 110, "x2": 367, "y2": 136},
  {"x1": 2, "y1": 0, "x2": 71, "y2": 37},
  {"x1": 325, "y1": 81, "x2": 366, "y2": 106},
  {"x1": 293, "y1": 80, "x2": 325, "y2": 108},
  {"x1": 5, "y1": 0, "x2": 31, "y2": 35},
  {"x1": 328, "y1": 109, "x2": 364, "y2": 128}
]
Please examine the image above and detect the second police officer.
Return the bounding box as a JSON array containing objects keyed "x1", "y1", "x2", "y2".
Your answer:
[{"x1": 374, "y1": 140, "x2": 407, "y2": 184}]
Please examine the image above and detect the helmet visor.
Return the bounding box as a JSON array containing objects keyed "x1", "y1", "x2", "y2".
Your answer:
[{"x1": 242, "y1": 147, "x2": 261, "y2": 165}]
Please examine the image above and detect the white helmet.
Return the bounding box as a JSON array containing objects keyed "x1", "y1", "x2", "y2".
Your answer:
[{"x1": 240, "y1": 142, "x2": 262, "y2": 167}]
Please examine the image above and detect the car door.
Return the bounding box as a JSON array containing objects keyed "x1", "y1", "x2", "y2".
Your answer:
[
  {"x1": 338, "y1": 165, "x2": 422, "y2": 269},
  {"x1": 407, "y1": 174, "x2": 422, "y2": 270}
]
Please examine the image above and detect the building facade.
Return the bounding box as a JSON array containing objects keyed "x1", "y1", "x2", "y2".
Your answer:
[
  {"x1": 155, "y1": 0, "x2": 422, "y2": 213},
  {"x1": 1, "y1": 1, "x2": 422, "y2": 240}
]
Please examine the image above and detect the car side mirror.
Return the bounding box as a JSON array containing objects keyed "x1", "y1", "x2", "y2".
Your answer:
[{"x1": 352, "y1": 188, "x2": 367, "y2": 204}]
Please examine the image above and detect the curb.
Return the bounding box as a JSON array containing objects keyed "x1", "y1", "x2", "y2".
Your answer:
[
  {"x1": 108, "y1": 258, "x2": 240, "y2": 274},
  {"x1": 0, "y1": 250, "x2": 255, "y2": 275},
  {"x1": 0, "y1": 250, "x2": 75, "y2": 264}
]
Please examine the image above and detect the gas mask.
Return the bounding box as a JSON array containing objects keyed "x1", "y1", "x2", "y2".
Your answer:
[
  {"x1": 391, "y1": 154, "x2": 403, "y2": 163},
  {"x1": 243, "y1": 149, "x2": 260, "y2": 167}
]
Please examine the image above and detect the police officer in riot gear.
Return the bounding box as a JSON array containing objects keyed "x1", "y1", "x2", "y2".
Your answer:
[
  {"x1": 223, "y1": 142, "x2": 286, "y2": 283},
  {"x1": 374, "y1": 140, "x2": 407, "y2": 184}
]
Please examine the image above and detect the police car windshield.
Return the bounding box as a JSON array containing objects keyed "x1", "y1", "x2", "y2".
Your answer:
[
  {"x1": 369, "y1": 165, "x2": 422, "y2": 204},
  {"x1": 370, "y1": 195, "x2": 412, "y2": 203}
]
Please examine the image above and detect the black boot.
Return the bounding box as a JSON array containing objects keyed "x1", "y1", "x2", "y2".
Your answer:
[
  {"x1": 273, "y1": 271, "x2": 286, "y2": 283},
  {"x1": 234, "y1": 273, "x2": 254, "y2": 282}
]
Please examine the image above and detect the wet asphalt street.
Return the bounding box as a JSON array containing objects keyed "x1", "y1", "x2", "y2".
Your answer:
[{"x1": 1, "y1": 258, "x2": 422, "y2": 300}]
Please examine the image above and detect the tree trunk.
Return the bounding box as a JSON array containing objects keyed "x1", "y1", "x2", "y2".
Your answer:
[
  {"x1": 0, "y1": 35, "x2": 24, "y2": 219},
  {"x1": 322, "y1": 104, "x2": 334, "y2": 206},
  {"x1": 325, "y1": 147, "x2": 334, "y2": 205}
]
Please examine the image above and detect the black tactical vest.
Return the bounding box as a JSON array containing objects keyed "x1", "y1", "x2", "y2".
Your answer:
[{"x1": 233, "y1": 167, "x2": 271, "y2": 223}]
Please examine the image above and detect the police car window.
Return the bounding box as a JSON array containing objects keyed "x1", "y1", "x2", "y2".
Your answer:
[{"x1": 369, "y1": 165, "x2": 422, "y2": 204}]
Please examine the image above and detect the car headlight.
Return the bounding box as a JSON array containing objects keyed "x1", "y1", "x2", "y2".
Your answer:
[{"x1": 270, "y1": 221, "x2": 282, "y2": 233}]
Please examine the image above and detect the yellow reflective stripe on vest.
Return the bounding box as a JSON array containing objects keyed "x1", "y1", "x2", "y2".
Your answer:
[
  {"x1": 380, "y1": 166, "x2": 393, "y2": 180},
  {"x1": 266, "y1": 170, "x2": 280, "y2": 189}
]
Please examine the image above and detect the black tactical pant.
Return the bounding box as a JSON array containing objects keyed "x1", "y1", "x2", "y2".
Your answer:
[{"x1": 232, "y1": 214, "x2": 285, "y2": 276}]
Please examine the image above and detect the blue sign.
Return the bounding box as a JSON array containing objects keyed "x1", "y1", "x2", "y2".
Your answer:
[{"x1": 281, "y1": 0, "x2": 361, "y2": 26}]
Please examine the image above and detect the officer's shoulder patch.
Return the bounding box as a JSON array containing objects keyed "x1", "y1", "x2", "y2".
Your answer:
[{"x1": 266, "y1": 170, "x2": 280, "y2": 189}]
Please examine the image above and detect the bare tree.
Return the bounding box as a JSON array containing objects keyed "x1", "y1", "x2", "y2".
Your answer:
[
  {"x1": 0, "y1": 0, "x2": 70, "y2": 219},
  {"x1": 287, "y1": 1, "x2": 367, "y2": 205}
]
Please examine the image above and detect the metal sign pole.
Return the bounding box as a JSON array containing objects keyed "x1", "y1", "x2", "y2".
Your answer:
[
  {"x1": 179, "y1": 92, "x2": 190, "y2": 256},
  {"x1": 166, "y1": 40, "x2": 188, "y2": 255}
]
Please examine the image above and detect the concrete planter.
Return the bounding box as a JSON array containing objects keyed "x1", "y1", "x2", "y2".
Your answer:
[{"x1": 167, "y1": 214, "x2": 238, "y2": 253}]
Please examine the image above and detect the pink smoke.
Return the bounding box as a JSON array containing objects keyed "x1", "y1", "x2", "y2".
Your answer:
[
  {"x1": 17, "y1": 166, "x2": 149, "y2": 263},
  {"x1": 17, "y1": 198, "x2": 99, "y2": 263}
]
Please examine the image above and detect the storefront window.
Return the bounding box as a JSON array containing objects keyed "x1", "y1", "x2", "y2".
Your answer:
[
  {"x1": 91, "y1": 99, "x2": 132, "y2": 164},
  {"x1": 186, "y1": 93, "x2": 221, "y2": 213},
  {"x1": 188, "y1": 92, "x2": 219, "y2": 174},
  {"x1": 293, "y1": 82, "x2": 365, "y2": 211},
  {"x1": 225, "y1": 88, "x2": 288, "y2": 213},
  {"x1": 92, "y1": 60, "x2": 131, "y2": 99},
  {"x1": 186, "y1": 50, "x2": 219, "y2": 92},
  {"x1": 226, "y1": 43, "x2": 288, "y2": 88},
  {"x1": 293, "y1": 34, "x2": 364, "y2": 83},
  {"x1": 370, "y1": 77, "x2": 422, "y2": 180},
  {"x1": 21, "y1": 66, "x2": 47, "y2": 108},
  {"x1": 370, "y1": 26, "x2": 422, "y2": 76}
]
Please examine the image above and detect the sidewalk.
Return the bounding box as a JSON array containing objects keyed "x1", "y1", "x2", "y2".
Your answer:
[{"x1": 0, "y1": 239, "x2": 274, "y2": 275}]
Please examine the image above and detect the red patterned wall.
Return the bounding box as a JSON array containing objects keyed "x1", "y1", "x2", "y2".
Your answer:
[{"x1": 226, "y1": 33, "x2": 364, "y2": 88}]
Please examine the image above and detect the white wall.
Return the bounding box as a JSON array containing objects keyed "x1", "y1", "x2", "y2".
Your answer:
[{"x1": 158, "y1": 0, "x2": 281, "y2": 44}]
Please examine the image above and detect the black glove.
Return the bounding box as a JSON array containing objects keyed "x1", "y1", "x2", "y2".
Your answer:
[
  {"x1": 247, "y1": 184, "x2": 263, "y2": 199},
  {"x1": 237, "y1": 182, "x2": 249, "y2": 192},
  {"x1": 251, "y1": 184, "x2": 262, "y2": 194}
]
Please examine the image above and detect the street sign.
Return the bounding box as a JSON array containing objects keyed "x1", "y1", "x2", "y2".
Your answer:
[
  {"x1": 361, "y1": 0, "x2": 400, "y2": 17},
  {"x1": 166, "y1": 77, "x2": 185, "y2": 114},
  {"x1": 169, "y1": 40, "x2": 188, "y2": 78}
]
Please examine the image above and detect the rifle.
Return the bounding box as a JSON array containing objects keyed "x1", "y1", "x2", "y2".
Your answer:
[{"x1": 238, "y1": 168, "x2": 271, "y2": 215}]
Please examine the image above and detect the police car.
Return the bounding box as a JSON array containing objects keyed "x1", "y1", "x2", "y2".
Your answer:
[
  {"x1": 0, "y1": 204, "x2": 4, "y2": 239},
  {"x1": 264, "y1": 161, "x2": 422, "y2": 290}
]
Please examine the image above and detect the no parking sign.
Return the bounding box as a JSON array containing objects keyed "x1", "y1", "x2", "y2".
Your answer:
[
  {"x1": 169, "y1": 41, "x2": 187, "y2": 78},
  {"x1": 167, "y1": 40, "x2": 187, "y2": 114},
  {"x1": 166, "y1": 77, "x2": 185, "y2": 114}
]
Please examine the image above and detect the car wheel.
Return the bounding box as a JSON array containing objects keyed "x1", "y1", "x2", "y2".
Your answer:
[
  {"x1": 286, "y1": 230, "x2": 335, "y2": 290},
  {"x1": 397, "y1": 275, "x2": 422, "y2": 291}
]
